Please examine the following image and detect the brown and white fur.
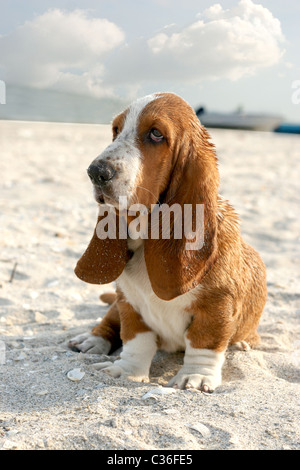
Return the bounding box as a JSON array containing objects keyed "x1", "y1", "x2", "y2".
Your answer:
[{"x1": 69, "y1": 93, "x2": 267, "y2": 393}]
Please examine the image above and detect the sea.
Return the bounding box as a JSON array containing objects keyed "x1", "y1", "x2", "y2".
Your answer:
[
  {"x1": 0, "y1": 84, "x2": 127, "y2": 124},
  {"x1": 1, "y1": 84, "x2": 299, "y2": 132}
]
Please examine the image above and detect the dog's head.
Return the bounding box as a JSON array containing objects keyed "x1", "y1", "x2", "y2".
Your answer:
[{"x1": 75, "y1": 93, "x2": 220, "y2": 300}]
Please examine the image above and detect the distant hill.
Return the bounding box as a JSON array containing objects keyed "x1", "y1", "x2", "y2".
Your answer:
[{"x1": 0, "y1": 84, "x2": 127, "y2": 124}]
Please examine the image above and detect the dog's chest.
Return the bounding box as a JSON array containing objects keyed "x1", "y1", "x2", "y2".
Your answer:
[{"x1": 118, "y1": 242, "x2": 197, "y2": 352}]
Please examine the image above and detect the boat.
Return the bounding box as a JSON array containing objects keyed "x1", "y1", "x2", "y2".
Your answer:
[
  {"x1": 274, "y1": 123, "x2": 300, "y2": 134},
  {"x1": 195, "y1": 106, "x2": 283, "y2": 132}
]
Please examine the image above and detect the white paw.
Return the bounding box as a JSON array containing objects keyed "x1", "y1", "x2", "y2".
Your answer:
[
  {"x1": 68, "y1": 333, "x2": 111, "y2": 355},
  {"x1": 168, "y1": 346, "x2": 225, "y2": 393},
  {"x1": 92, "y1": 360, "x2": 149, "y2": 382},
  {"x1": 167, "y1": 369, "x2": 221, "y2": 393},
  {"x1": 91, "y1": 332, "x2": 157, "y2": 383}
]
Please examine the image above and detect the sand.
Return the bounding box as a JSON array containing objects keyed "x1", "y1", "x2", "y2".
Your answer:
[{"x1": 0, "y1": 120, "x2": 299, "y2": 451}]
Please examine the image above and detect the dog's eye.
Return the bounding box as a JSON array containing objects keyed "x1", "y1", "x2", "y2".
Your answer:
[{"x1": 150, "y1": 129, "x2": 164, "y2": 143}]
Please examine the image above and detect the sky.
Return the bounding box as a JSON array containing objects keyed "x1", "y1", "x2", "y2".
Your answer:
[{"x1": 0, "y1": 0, "x2": 299, "y2": 121}]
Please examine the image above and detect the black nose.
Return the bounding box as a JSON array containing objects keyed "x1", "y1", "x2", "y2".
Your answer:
[{"x1": 87, "y1": 162, "x2": 116, "y2": 185}]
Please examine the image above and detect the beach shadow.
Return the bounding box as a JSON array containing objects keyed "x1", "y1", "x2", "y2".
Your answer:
[
  {"x1": 150, "y1": 350, "x2": 184, "y2": 385},
  {"x1": 148, "y1": 349, "x2": 246, "y2": 388},
  {"x1": 72, "y1": 303, "x2": 108, "y2": 321},
  {"x1": 269, "y1": 362, "x2": 300, "y2": 384}
]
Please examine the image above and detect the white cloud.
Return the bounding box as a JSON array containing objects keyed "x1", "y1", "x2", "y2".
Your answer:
[
  {"x1": 0, "y1": 9, "x2": 124, "y2": 96},
  {"x1": 0, "y1": 1, "x2": 286, "y2": 97},
  {"x1": 104, "y1": 0, "x2": 285, "y2": 87}
]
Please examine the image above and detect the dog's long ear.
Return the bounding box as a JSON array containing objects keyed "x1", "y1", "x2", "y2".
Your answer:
[
  {"x1": 144, "y1": 125, "x2": 219, "y2": 300},
  {"x1": 75, "y1": 213, "x2": 130, "y2": 285}
]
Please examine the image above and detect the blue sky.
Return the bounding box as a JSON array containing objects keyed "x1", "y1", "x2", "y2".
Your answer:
[{"x1": 0, "y1": 0, "x2": 299, "y2": 121}]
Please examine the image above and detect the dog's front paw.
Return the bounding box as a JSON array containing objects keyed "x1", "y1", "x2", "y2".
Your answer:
[
  {"x1": 68, "y1": 333, "x2": 111, "y2": 355},
  {"x1": 167, "y1": 369, "x2": 221, "y2": 393},
  {"x1": 167, "y1": 348, "x2": 225, "y2": 393},
  {"x1": 92, "y1": 359, "x2": 149, "y2": 382},
  {"x1": 91, "y1": 332, "x2": 157, "y2": 383}
]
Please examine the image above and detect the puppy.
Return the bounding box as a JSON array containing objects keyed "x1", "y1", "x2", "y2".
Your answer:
[{"x1": 69, "y1": 93, "x2": 267, "y2": 392}]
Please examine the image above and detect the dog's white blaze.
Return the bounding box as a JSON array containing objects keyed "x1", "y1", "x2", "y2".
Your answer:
[
  {"x1": 95, "y1": 94, "x2": 157, "y2": 207},
  {"x1": 121, "y1": 94, "x2": 157, "y2": 141}
]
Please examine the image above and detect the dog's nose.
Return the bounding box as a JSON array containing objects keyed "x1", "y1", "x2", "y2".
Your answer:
[{"x1": 87, "y1": 162, "x2": 116, "y2": 185}]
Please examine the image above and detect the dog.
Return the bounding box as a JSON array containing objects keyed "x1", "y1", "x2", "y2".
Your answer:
[{"x1": 68, "y1": 92, "x2": 267, "y2": 393}]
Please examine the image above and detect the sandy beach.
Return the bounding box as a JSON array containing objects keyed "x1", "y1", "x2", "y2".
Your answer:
[{"x1": 0, "y1": 119, "x2": 299, "y2": 450}]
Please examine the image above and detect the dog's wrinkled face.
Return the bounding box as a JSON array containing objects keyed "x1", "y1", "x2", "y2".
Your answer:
[
  {"x1": 78, "y1": 92, "x2": 221, "y2": 299},
  {"x1": 87, "y1": 93, "x2": 192, "y2": 211},
  {"x1": 88, "y1": 94, "x2": 157, "y2": 210}
]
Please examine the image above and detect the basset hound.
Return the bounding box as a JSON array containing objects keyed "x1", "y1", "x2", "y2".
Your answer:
[{"x1": 69, "y1": 93, "x2": 267, "y2": 393}]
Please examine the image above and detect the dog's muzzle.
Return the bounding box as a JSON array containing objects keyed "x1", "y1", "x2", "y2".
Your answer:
[{"x1": 87, "y1": 162, "x2": 116, "y2": 187}]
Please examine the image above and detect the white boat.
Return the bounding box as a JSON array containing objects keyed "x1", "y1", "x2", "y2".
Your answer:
[{"x1": 195, "y1": 106, "x2": 283, "y2": 132}]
